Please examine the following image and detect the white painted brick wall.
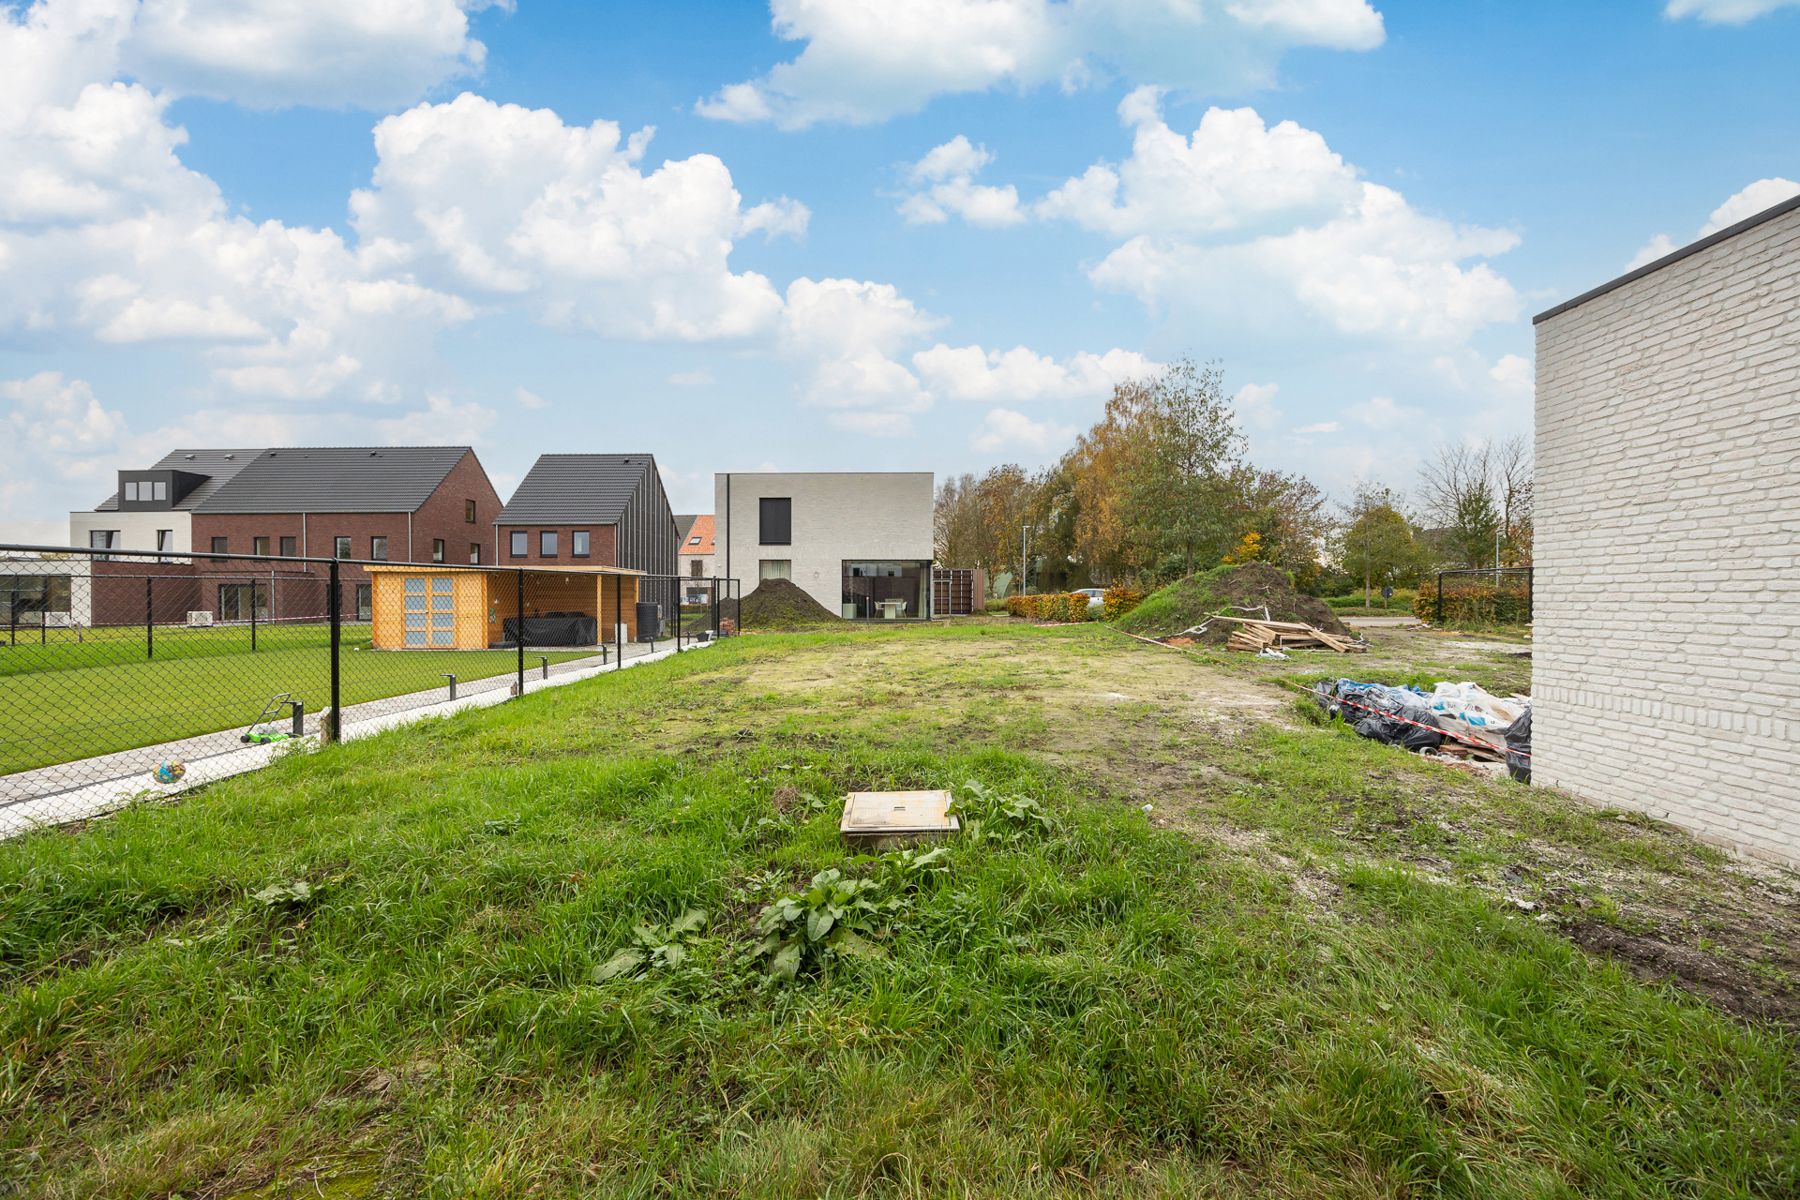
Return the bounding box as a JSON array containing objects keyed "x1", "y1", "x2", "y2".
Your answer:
[
  {"x1": 713, "y1": 472, "x2": 934, "y2": 616},
  {"x1": 1534, "y1": 206, "x2": 1800, "y2": 864}
]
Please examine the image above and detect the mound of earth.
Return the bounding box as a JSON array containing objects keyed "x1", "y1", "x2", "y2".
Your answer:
[
  {"x1": 1114, "y1": 562, "x2": 1350, "y2": 643},
  {"x1": 738, "y1": 578, "x2": 846, "y2": 630}
]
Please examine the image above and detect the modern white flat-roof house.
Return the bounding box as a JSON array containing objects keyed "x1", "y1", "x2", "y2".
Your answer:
[
  {"x1": 714, "y1": 472, "x2": 934, "y2": 619},
  {"x1": 1533, "y1": 191, "x2": 1799, "y2": 865}
]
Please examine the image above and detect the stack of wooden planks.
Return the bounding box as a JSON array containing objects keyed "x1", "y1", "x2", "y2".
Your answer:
[{"x1": 1211, "y1": 615, "x2": 1365, "y2": 654}]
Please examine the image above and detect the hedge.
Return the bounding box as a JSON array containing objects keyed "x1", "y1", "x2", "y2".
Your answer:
[
  {"x1": 1004, "y1": 593, "x2": 1098, "y2": 623},
  {"x1": 1102, "y1": 584, "x2": 1146, "y2": 622},
  {"x1": 1414, "y1": 582, "x2": 1532, "y2": 626}
]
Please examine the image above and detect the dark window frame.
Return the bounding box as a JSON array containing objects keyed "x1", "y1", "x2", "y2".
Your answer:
[
  {"x1": 252, "y1": 536, "x2": 270, "y2": 557},
  {"x1": 465, "y1": 499, "x2": 477, "y2": 523},
  {"x1": 509, "y1": 530, "x2": 528, "y2": 558},
  {"x1": 279, "y1": 536, "x2": 297, "y2": 557},
  {"x1": 759, "y1": 497, "x2": 792, "y2": 546},
  {"x1": 334, "y1": 536, "x2": 352, "y2": 560},
  {"x1": 571, "y1": 530, "x2": 590, "y2": 558},
  {"x1": 370, "y1": 536, "x2": 388, "y2": 562},
  {"x1": 469, "y1": 543, "x2": 482, "y2": 564},
  {"x1": 210, "y1": 535, "x2": 228, "y2": 562},
  {"x1": 540, "y1": 530, "x2": 558, "y2": 558},
  {"x1": 432, "y1": 538, "x2": 446, "y2": 563}
]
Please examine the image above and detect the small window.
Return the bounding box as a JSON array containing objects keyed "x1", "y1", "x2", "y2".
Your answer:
[
  {"x1": 89, "y1": 529, "x2": 119, "y2": 560},
  {"x1": 152, "y1": 480, "x2": 168, "y2": 501},
  {"x1": 465, "y1": 499, "x2": 477, "y2": 523},
  {"x1": 690, "y1": 559, "x2": 703, "y2": 578},
  {"x1": 470, "y1": 543, "x2": 482, "y2": 564},
  {"x1": 688, "y1": 535, "x2": 701, "y2": 545},
  {"x1": 510, "y1": 530, "x2": 527, "y2": 558},
  {"x1": 124, "y1": 481, "x2": 140, "y2": 502},
  {"x1": 280, "y1": 536, "x2": 297, "y2": 557},
  {"x1": 572, "y1": 530, "x2": 590, "y2": 558},
  {"x1": 759, "y1": 559, "x2": 791, "y2": 581},
  {"x1": 252, "y1": 536, "x2": 270, "y2": 556},
  {"x1": 335, "y1": 536, "x2": 351, "y2": 559},
  {"x1": 211, "y1": 536, "x2": 228, "y2": 561},
  {"x1": 370, "y1": 536, "x2": 388, "y2": 561},
  {"x1": 759, "y1": 497, "x2": 792, "y2": 545},
  {"x1": 432, "y1": 538, "x2": 446, "y2": 563},
  {"x1": 540, "y1": 530, "x2": 557, "y2": 557},
  {"x1": 156, "y1": 529, "x2": 173, "y2": 553}
]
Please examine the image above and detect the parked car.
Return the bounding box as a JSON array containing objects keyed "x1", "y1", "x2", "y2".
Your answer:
[{"x1": 1074, "y1": 587, "x2": 1106, "y2": 613}]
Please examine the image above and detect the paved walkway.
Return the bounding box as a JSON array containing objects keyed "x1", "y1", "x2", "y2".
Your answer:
[{"x1": 0, "y1": 637, "x2": 714, "y2": 838}]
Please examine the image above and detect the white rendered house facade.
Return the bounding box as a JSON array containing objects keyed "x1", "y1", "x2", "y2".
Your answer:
[{"x1": 714, "y1": 472, "x2": 935, "y2": 618}]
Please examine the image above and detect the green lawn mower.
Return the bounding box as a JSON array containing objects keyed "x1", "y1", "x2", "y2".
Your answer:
[{"x1": 242, "y1": 693, "x2": 304, "y2": 744}]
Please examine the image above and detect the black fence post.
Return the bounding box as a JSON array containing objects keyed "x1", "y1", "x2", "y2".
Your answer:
[
  {"x1": 515, "y1": 567, "x2": 526, "y2": 698},
  {"x1": 145, "y1": 576, "x2": 154, "y2": 661},
  {"x1": 1434, "y1": 571, "x2": 1444, "y2": 625},
  {"x1": 326, "y1": 560, "x2": 341, "y2": 743},
  {"x1": 250, "y1": 581, "x2": 257, "y2": 652}
]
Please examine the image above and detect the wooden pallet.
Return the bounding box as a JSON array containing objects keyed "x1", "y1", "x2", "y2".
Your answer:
[{"x1": 1214, "y1": 614, "x2": 1365, "y2": 654}]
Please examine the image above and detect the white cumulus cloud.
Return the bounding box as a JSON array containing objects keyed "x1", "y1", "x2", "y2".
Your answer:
[
  {"x1": 1626, "y1": 176, "x2": 1800, "y2": 268},
  {"x1": 1664, "y1": 0, "x2": 1800, "y2": 24},
  {"x1": 971, "y1": 407, "x2": 1076, "y2": 455},
  {"x1": 700, "y1": 0, "x2": 1384, "y2": 129},
  {"x1": 898, "y1": 136, "x2": 1024, "y2": 227},
  {"x1": 913, "y1": 344, "x2": 1155, "y2": 402}
]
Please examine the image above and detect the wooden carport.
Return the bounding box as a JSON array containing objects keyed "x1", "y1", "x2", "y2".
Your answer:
[{"x1": 365, "y1": 564, "x2": 644, "y2": 650}]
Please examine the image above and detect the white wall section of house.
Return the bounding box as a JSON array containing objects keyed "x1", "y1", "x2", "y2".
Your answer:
[
  {"x1": 1533, "y1": 198, "x2": 1800, "y2": 865},
  {"x1": 713, "y1": 472, "x2": 934, "y2": 617},
  {"x1": 69, "y1": 510, "x2": 192, "y2": 556}
]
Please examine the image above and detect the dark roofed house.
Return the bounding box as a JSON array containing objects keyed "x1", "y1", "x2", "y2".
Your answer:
[
  {"x1": 496, "y1": 454, "x2": 678, "y2": 577},
  {"x1": 68, "y1": 445, "x2": 503, "y2": 626}
]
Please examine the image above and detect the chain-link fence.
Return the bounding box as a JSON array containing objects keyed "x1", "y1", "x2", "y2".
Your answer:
[{"x1": 0, "y1": 545, "x2": 739, "y2": 833}]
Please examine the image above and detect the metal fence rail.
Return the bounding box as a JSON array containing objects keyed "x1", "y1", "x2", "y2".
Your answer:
[{"x1": 0, "y1": 544, "x2": 739, "y2": 828}]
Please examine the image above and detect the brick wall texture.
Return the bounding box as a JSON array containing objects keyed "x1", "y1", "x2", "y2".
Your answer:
[{"x1": 1533, "y1": 205, "x2": 1800, "y2": 864}]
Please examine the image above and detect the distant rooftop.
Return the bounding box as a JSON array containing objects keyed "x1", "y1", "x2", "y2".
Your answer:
[
  {"x1": 94, "y1": 449, "x2": 260, "y2": 512},
  {"x1": 498, "y1": 454, "x2": 661, "y2": 525},
  {"x1": 93, "y1": 446, "x2": 475, "y2": 514}
]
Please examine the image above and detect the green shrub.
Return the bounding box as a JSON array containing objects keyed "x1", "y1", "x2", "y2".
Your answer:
[
  {"x1": 1324, "y1": 588, "x2": 1415, "y2": 613},
  {"x1": 1415, "y1": 581, "x2": 1531, "y2": 626}
]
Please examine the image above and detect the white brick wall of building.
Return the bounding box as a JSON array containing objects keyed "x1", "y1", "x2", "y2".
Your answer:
[
  {"x1": 1533, "y1": 201, "x2": 1800, "y2": 864},
  {"x1": 714, "y1": 472, "x2": 934, "y2": 617}
]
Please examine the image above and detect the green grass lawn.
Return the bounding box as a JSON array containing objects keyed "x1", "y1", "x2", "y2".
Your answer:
[
  {"x1": 0, "y1": 624, "x2": 591, "y2": 775},
  {"x1": 0, "y1": 623, "x2": 1794, "y2": 1197}
]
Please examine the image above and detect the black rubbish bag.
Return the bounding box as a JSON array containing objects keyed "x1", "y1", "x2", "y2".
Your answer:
[
  {"x1": 1347, "y1": 688, "x2": 1442, "y2": 750},
  {"x1": 1505, "y1": 707, "x2": 1532, "y2": 783}
]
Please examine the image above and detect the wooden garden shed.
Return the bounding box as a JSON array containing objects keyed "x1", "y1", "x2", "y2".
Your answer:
[{"x1": 364, "y1": 564, "x2": 643, "y2": 650}]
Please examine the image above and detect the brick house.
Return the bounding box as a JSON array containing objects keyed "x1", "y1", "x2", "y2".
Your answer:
[
  {"x1": 676, "y1": 514, "x2": 716, "y2": 603},
  {"x1": 68, "y1": 446, "x2": 502, "y2": 625},
  {"x1": 495, "y1": 454, "x2": 678, "y2": 576},
  {"x1": 1533, "y1": 191, "x2": 1799, "y2": 865}
]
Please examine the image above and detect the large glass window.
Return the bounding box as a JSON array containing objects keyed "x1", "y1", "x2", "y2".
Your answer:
[
  {"x1": 841, "y1": 560, "x2": 930, "y2": 620},
  {"x1": 1, "y1": 574, "x2": 72, "y2": 623},
  {"x1": 759, "y1": 497, "x2": 791, "y2": 545},
  {"x1": 218, "y1": 582, "x2": 269, "y2": 622},
  {"x1": 759, "y1": 559, "x2": 791, "y2": 581}
]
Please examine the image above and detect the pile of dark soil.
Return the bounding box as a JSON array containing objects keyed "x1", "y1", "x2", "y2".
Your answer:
[
  {"x1": 738, "y1": 578, "x2": 846, "y2": 630},
  {"x1": 1114, "y1": 561, "x2": 1350, "y2": 643}
]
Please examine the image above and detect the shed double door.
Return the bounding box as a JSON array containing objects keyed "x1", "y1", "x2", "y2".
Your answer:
[{"x1": 403, "y1": 575, "x2": 456, "y2": 647}]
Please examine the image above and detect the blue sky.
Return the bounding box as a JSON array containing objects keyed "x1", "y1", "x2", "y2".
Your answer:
[{"x1": 2, "y1": 0, "x2": 1796, "y2": 539}]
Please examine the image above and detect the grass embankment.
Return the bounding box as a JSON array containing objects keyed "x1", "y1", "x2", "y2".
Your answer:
[
  {"x1": 1115, "y1": 562, "x2": 1349, "y2": 642},
  {"x1": 0, "y1": 623, "x2": 590, "y2": 774},
  {"x1": 1, "y1": 623, "x2": 1795, "y2": 1197}
]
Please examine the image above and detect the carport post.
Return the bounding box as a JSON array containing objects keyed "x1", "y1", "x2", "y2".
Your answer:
[
  {"x1": 515, "y1": 568, "x2": 526, "y2": 698},
  {"x1": 613, "y1": 573, "x2": 623, "y2": 670}
]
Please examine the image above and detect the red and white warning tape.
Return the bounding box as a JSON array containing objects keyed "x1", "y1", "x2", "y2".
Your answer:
[{"x1": 1304, "y1": 684, "x2": 1529, "y2": 759}]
